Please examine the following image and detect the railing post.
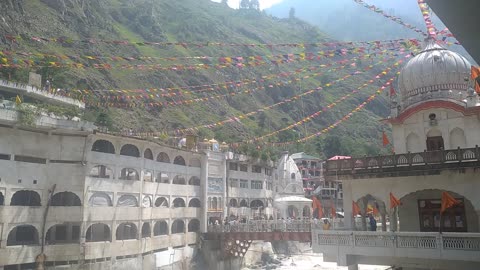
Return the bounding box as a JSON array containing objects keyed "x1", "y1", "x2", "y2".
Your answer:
[
  {"x1": 476, "y1": 145, "x2": 479, "y2": 161},
  {"x1": 364, "y1": 155, "x2": 368, "y2": 169},
  {"x1": 457, "y1": 147, "x2": 462, "y2": 163},
  {"x1": 393, "y1": 152, "x2": 397, "y2": 168},
  {"x1": 424, "y1": 150, "x2": 428, "y2": 165},
  {"x1": 407, "y1": 151, "x2": 412, "y2": 166}
]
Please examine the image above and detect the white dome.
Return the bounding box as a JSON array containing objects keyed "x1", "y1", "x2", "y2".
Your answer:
[{"x1": 398, "y1": 39, "x2": 471, "y2": 109}]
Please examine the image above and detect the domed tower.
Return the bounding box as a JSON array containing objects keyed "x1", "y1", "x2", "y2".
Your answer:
[{"x1": 388, "y1": 39, "x2": 480, "y2": 154}]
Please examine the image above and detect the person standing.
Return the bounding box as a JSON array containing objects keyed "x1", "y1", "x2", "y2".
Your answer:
[{"x1": 369, "y1": 215, "x2": 377, "y2": 231}]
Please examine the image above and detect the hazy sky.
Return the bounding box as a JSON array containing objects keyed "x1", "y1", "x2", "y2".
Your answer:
[{"x1": 211, "y1": 0, "x2": 284, "y2": 10}]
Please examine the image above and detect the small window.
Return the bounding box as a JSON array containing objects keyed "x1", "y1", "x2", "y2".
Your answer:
[
  {"x1": 240, "y1": 180, "x2": 249, "y2": 189},
  {"x1": 252, "y1": 165, "x2": 262, "y2": 173},
  {"x1": 239, "y1": 164, "x2": 248, "y2": 172},
  {"x1": 229, "y1": 163, "x2": 238, "y2": 171}
]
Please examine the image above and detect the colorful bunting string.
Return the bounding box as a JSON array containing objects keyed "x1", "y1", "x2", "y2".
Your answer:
[{"x1": 417, "y1": 0, "x2": 437, "y2": 39}]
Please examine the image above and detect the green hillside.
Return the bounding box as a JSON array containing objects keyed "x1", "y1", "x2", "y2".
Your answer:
[{"x1": 0, "y1": 0, "x2": 406, "y2": 159}]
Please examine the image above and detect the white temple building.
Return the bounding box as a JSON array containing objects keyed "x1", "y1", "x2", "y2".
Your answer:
[{"x1": 313, "y1": 39, "x2": 480, "y2": 270}]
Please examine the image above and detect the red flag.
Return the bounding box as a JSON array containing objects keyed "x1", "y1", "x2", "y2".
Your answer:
[
  {"x1": 373, "y1": 205, "x2": 379, "y2": 216},
  {"x1": 389, "y1": 85, "x2": 396, "y2": 96},
  {"x1": 382, "y1": 131, "x2": 390, "y2": 146},
  {"x1": 330, "y1": 199, "x2": 336, "y2": 218},
  {"x1": 471, "y1": 66, "x2": 480, "y2": 94},
  {"x1": 312, "y1": 196, "x2": 323, "y2": 218},
  {"x1": 352, "y1": 201, "x2": 361, "y2": 216},
  {"x1": 389, "y1": 192, "x2": 402, "y2": 209},
  {"x1": 441, "y1": 192, "x2": 460, "y2": 213}
]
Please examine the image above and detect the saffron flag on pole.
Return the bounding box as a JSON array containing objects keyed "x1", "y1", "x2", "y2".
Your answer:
[
  {"x1": 15, "y1": 95, "x2": 22, "y2": 105},
  {"x1": 471, "y1": 66, "x2": 480, "y2": 94},
  {"x1": 352, "y1": 201, "x2": 361, "y2": 216},
  {"x1": 382, "y1": 131, "x2": 390, "y2": 146},
  {"x1": 330, "y1": 199, "x2": 336, "y2": 218},
  {"x1": 440, "y1": 192, "x2": 460, "y2": 213},
  {"x1": 389, "y1": 192, "x2": 402, "y2": 209}
]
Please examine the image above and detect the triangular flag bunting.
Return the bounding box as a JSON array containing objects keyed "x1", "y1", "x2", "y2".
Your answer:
[
  {"x1": 389, "y1": 192, "x2": 402, "y2": 209},
  {"x1": 352, "y1": 201, "x2": 361, "y2": 216}
]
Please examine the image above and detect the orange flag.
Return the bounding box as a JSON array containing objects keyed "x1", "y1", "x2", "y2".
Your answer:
[
  {"x1": 471, "y1": 66, "x2": 480, "y2": 94},
  {"x1": 441, "y1": 192, "x2": 460, "y2": 213},
  {"x1": 312, "y1": 196, "x2": 323, "y2": 218},
  {"x1": 352, "y1": 201, "x2": 361, "y2": 216},
  {"x1": 373, "y1": 205, "x2": 379, "y2": 216},
  {"x1": 330, "y1": 199, "x2": 336, "y2": 218},
  {"x1": 382, "y1": 131, "x2": 390, "y2": 146},
  {"x1": 389, "y1": 192, "x2": 402, "y2": 209}
]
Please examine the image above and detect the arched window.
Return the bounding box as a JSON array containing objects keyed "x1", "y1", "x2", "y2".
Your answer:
[
  {"x1": 172, "y1": 176, "x2": 186, "y2": 185},
  {"x1": 86, "y1": 223, "x2": 111, "y2": 242},
  {"x1": 116, "y1": 222, "x2": 137, "y2": 240},
  {"x1": 142, "y1": 196, "x2": 152, "y2": 208},
  {"x1": 50, "y1": 192, "x2": 81, "y2": 206},
  {"x1": 91, "y1": 140, "x2": 115, "y2": 154},
  {"x1": 89, "y1": 165, "x2": 112, "y2": 179},
  {"x1": 120, "y1": 144, "x2": 140, "y2": 157},
  {"x1": 154, "y1": 220, "x2": 169, "y2": 236},
  {"x1": 189, "y1": 158, "x2": 201, "y2": 168},
  {"x1": 172, "y1": 198, "x2": 186, "y2": 208},
  {"x1": 173, "y1": 156, "x2": 186, "y2": 166},
  {"x1": 212, "y1": 197, "x2": 218, "y2": 210},
  {"x1": 250, "y1": 200, "x2": 264, "y2": 209},
  {"x1": 426, "y1": 129, "x2": 444, "y2": 151},
  {"x1": 188, "y1": 198, "x2": 201, "y2": 208},
  {"x1": 0, "y1": 191, "x2": 4, "y2": 205},
  {"x1": 291, "y1": 173, "x2": 296, "y2": 180},
  {"x1": 117, "y1": 194, "x2": 138, "y2": 207},
  {"x1": 156, "y1": 173, "x2": 169, "y2": 183},
  {"x1": 171, "y1": 220, "x2": 185, "y2": 234},
  {"x1": 450, "y1": 128, "x2": 467, "y2": 149},
  {"x1": 7, "y1": 225, "x2": 39, "y2": 246},
  {"x1": 120, "y1": 168, "x2": 140, "y2": 180},
  {"x1": 144, "y1": 148, "x2": 154, "y2": 160},
  {"x1": 188, "y1": 219, "x2": 200, "y2": 232},
  {"x1": 144, "y1": 170, "x2": 153, "y2": 182},
  {"x1": 155, "y1": 197, "x2": 169, "y2": 208},
  {"x1": 229, "y1": 199, "x2": 238, "y2": 207},
  {"x1": 11, "y1": 190, "x2": 41, "y2": 206},
  {"x1": 157, "y1": 152, "x2": 170, "y2": 163},
  {"x1": 88, "y1": 192, "x2": 113, "y2": 207},
  {"x1": 188, "y1": 176, "x2": 200, "y2": 186},
  {"x1": 406, "y1": 132, "x2": 422, "y2": 153},
  {"x1": 240, "y1": 199, "x2": 248, "y2": 207},
  {"x1": 141, "y1": 222, "x2": 151, "y2": 238},
  {"x1": 45, "y1": 224, "x2": 80, "y2": 245}
]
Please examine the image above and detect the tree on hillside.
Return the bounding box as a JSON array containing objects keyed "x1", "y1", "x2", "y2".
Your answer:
[
  {"x1": 239, "y1": 0, "x2": 249, "y2": 9},
  {"x1": 221, "y1": 0, "x2": 228, "y2": 6},
  {"x1": 249, "y1": 0, "x2": 260, "y2": 10},
  {"x1": 289, "y1": 7, "x2": 296, "y2": 19}
]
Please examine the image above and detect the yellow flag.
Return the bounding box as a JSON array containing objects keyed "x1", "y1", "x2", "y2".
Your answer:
[{"x1": 15, "y1": 95, "x2": 22, "y2": 105}]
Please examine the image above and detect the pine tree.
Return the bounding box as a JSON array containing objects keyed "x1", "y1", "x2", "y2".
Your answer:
[
  {"x1": 289, "y1": 7, "x2": 296, "y2": 19},
  {"x1": 239, "y1": 0, "x2": 249, "y2": 9},
  {"x1": 221, "y1": 0, "x2": 228, "y2": 6},
  {"x1": 249, "y1": 0, "x2": 260, "y2": 10}
]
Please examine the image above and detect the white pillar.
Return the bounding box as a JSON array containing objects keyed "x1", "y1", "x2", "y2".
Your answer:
[
  {"x1": 343, "y1": 181, "x2": 354, "y2": 230},
  {"x1": 200, "y1": 152, "x2": 209, "y2": 233}
]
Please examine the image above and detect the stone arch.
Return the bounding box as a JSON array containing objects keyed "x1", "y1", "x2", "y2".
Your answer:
[
  {"x1": 173, "y1": 156, "x2": 186, "y2": 166},
  {"x1": 7, "y1": 225, "x2": 39, "y2": 246},
  {"x1": 0, "y1": 191, "x2": 4, "y2": 205},
  {"x1": 117, "y1": 194, "x2": 138, "y2": 207},
  {"x1": 287, "y1": 205, "x2": 299, "y2": 218},
  {"x1": 88, "y1": 192, "x2": 113, "y2": 207},
  {"x1": 189, "y1": 158, "x2": 201, "y2": 168},
  {"x1": 156, "y1": 172, "x2": 169, "y2": 183},
  {"x1": 154, "y1": 220, "x2": 169, "y2": 236},
  {"x1": 141, "y1": 222, "x2": 151, "y2": 238},
  {"x1": 399, "y1": 189, "x2": 479, "y2": 233},
  {"x1": 188, "y1": 176, "x2": 200, "y2": 186},
  {"x1": 229, "y1": 198, "x2": 238, "y2": 207},
  {"x1": 86, "y1": 223, "x2": 111, "y2": 242},
  {"x1": 406, "y1": 132, "x2": 422, "y2": 152},
  {"x1": 172, "y1": 198, "x2": 186, "y2": 208},
  {"x1": 355, "y1": 194, "x2": 387, "y2": 231},
  {"x1": 50, "y1": 191, "x2": 81, "y2": 206},
  {"x1": 449, "y1": 127, "x2": 466, "y2": 149},
  {"x1": 157, "y1": 152, "x2": 170, "y2": 163},
  {"x1": 240, "y1": 199, "x2": 248, "y2": 207},
  {"x1": 172, "y1": 175, "x2": 186, "y2": 185},
  {"x1": 155, "y1": 197, "x2": 169, "y2": 207},
  {"x1": 188, "y1": 219, "x2": 200, "y2": 232},
  {"x1": 142, "y1": 196, "x2": 152, "y2": 208},
  {"x1": 171, "y1": 219, "x2": 185, "y2": 234},
  {"x1": 188, "y1": 198, "x2": 201, "y2": 208},
  {"x1": 144, "y1": 148, "x2": 154, "y2": 160},
  {"x1": 45, "y1": 224, "x2": 80, "y2": 244},
  {"x1": 11, "y1": 190, "x2": 41, "y2": 206},
  {"x1": 116, "y1": 222, "x2": 138, "y2": 240},
  {"x1": 291, "y1": 173, "x2": 296, "y2": 180},
  {"x1": 120, "y1": 168, "x2": 140, "y2": 180},
  {"x1": 143, "y1": 170, "x2": 153, "y2": 182},
  {"x1": 92, "y1": 140, "x2": 115, "y2": 154},
  {"x1": 250, "y1": 199, "x2": 264, "y2": 209},
  {"x1": 120, "y1": 144, "x2": 140, "y2": 157},
  {"x1": 89, "y1": 165, "x2": 113, "y2": 179},
  {"x1": 426, "y1": 128, "x2": 444, "y2": 151},
  {"x1": 427, "y1": 129, "x2": 442, "y2": 137},
  {"x1": 302, "y1": 206, "x2": 311, "y2": 217}
]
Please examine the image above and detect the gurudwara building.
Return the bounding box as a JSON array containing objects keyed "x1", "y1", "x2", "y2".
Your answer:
[
  {"x1": 0, "y1": 82, "x2": 306, "y2": 270},
  {"x1": 313, "y1": 39, "x2": 480, "y2": 270}
]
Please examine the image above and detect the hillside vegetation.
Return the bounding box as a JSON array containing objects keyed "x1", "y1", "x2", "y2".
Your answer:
[{"x1": 0, "y1": 0, "x2": 402, "y2": 159}]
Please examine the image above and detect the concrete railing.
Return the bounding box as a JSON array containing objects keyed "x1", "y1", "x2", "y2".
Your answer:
[
  {"x1": 0, "y1": 79, "x2": 84, "y2": 108},
  {"x1": 208, "y1": 220, "x2": 313, "y2": 233},
  {"x1": 313, "y1": 230, "x2": 480, "y2": 262}
]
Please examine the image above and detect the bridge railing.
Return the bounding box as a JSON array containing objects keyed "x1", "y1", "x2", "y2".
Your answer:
[{"x1": 208, "y1": 220, "x2": 316, "y2": 233}]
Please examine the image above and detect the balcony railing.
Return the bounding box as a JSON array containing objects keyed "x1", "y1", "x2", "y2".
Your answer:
[
  {"x1": 326, "y1": 146, "x2": 480, "y2": 172},
  {"x1": 208, "y1": 220, "x2": 313, "y2": 233}
]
